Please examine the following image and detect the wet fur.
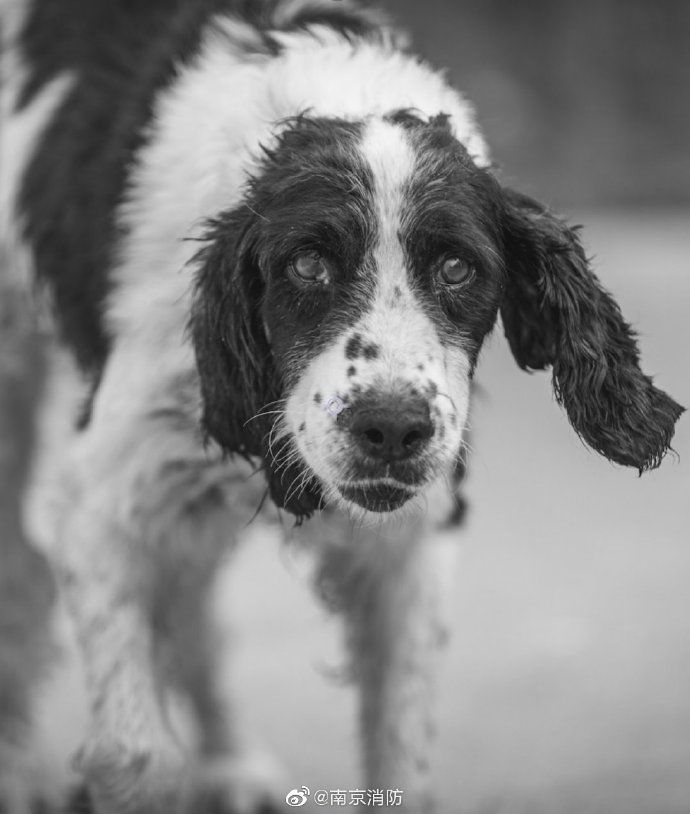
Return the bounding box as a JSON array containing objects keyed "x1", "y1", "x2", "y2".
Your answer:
[{"x1": 0, "y1": 0, "x2": 683, "y2": 812}]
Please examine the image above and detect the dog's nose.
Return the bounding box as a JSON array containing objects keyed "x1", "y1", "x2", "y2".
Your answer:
[{"x1": 349, "y1": 397, "x2": 434, "y2": 462}]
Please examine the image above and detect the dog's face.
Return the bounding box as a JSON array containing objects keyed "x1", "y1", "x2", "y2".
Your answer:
[
  {"x1": 191, "y1": 113, "x2": 683, "y2": 519},
  {"x1": 268, "y1": 116, "x2": 502, "y2": 514}
]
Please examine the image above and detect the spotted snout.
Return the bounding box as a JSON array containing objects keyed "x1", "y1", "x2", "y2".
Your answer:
[{"x1": 286, "y1": 297, "x2": 472, "y2": 515}]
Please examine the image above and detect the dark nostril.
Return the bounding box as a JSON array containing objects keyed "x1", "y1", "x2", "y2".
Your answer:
[
  {"x1": 403, "y1": 427, "x2": 424, "y2": 448},
  {"x1": 364, "y1": 428, "x2": 385, "y2": 445}
]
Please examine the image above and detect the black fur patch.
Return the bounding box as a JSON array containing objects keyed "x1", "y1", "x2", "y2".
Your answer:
[
  {"x1": 499, "y1": 189, "x2": 684, "y2": 471},
  {"x1": 385, "y1": 107, "x2": 428, "y2": 130},
  {"x1": 398, "y1": 114, "x2": 506, "y2": 371},
  {"x1": 17, "y1": 0, "x2": 233, "y2": 373},
  {"x1": 362, "y1": 342, "x2": 380, "y2": 360},
  {"x1": 232, "y1": 0, "x2": 386, "y2": 48},
  {"x1": 345, "y1": 333, "x2": 364, "y2": 359},
  {"x1": 273, "y1": 1, "x2": 385, "y2": 41},
  {"x1": 190, "y1": 115, "x2": 377, "y2": 517}
]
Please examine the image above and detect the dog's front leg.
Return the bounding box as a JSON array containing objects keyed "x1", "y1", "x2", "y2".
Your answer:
[
  {"x1": 53, "y1": 432, "x2": 192, "y2": 814},
  {"x1": 59, "y1": 508, "x2": 189, "y2": 814},
  {"x1": 316, "y1": 508, "x2": 457, "y2": 811}
]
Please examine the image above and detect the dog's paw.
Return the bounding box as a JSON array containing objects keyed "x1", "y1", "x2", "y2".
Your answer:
[
  {"x1": 73, "y1": 733, "x2": 190, "y2": 813},
  {"x1": 190, "y1": 752, "x2": 286, "y2": 814}
]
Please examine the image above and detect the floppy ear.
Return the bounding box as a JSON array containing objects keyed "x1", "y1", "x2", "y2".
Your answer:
[
  {"x1": 190, "y1": 209, "x2": 272, "y2": 457},
  {"x1": 190, "y1": 209, "x2": 323, "y2": 517},
  {"x1": 499, "y1": 189, "x2": 683, "y2": 471}
]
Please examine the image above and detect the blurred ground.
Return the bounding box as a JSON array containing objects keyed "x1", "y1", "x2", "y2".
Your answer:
[{"x1": 32, "y1": 211, "x2": 689, "y2": 813}]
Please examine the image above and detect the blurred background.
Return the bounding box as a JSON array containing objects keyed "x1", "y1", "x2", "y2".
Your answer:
[
  {"x1": 389, "y1": 0, "x2": 690, "y2": 208},
  {"x1": 25, "y1": 1, "x2": 690, "y2": 812}
]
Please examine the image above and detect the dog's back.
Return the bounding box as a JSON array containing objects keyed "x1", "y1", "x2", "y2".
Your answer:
[
  {"x1": 1, "y1": 0, "x2": 388, "y2": 373},
  {"x1": 7, "y1": 0, "x2": 234, "y2": 370}
]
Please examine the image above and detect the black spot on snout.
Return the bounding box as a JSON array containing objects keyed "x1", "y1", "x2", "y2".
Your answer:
[
  {"x1": 314, "y1": 392, "x2": 322, "y2": 405},
  {"x1": 345, "y1": 334, "x2": 363, "y2": 359},
  {"x1": 362, "y1": 343, "x2": 380, "y2": 360},
  {"x1": 347, "y1": 365, "x2": 357, "y2": 377}
]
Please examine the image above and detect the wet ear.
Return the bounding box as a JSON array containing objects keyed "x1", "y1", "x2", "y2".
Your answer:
[
  {"x1": 190, "y1": 208, "x2": 273, "y2": 457},
  {"x1": 190, "y1": 209, "x2": 323, "y2": 517},
  {"x1": 499, "y1": 189, "x2": 684, "y2": 471}
]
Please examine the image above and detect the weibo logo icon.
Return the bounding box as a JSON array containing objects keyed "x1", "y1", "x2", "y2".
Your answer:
[{"x1": 285, "y1": 786, "x2": 310, "y2": 807}]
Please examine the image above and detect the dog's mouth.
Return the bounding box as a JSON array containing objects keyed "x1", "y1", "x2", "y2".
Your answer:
[{"x1": 337, "y1": 479, "x2": 416, "y2": 512}]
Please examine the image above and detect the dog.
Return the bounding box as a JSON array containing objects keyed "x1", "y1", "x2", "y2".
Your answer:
[{"x1": 0, "y1": 0, "x2": 684, "y2": 812}]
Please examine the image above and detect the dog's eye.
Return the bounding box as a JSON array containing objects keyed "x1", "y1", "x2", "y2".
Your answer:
[
  {"x1": 438, "y1": 256, "x2": 474, "y2": 286},
  {"x1": 289, "y1": 251, "x2": 332, "y2": 285}
]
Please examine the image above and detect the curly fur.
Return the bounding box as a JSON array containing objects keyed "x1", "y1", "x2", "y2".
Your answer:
[
  {"x1": 190, "y1": 211, "x2": 325, "y2": 517},
  {"x1": 499, "y1": 189, "x2": 684, "y2": 471}
]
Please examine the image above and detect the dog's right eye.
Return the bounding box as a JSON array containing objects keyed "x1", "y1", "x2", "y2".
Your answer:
[
  {"x1": 437, "y1": 256, "x2": 474, "y2": 286},
  {"x1": 288, "y1": 251, "x2": 332, "y2": 286}
]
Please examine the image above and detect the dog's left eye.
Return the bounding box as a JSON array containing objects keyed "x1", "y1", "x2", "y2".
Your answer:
[
  {"x1": 438, "y1": 256, "x2": 474, "y2": 286},
  {"x1": 288, "y1": 251, "x2": 332, "y2": 285}
]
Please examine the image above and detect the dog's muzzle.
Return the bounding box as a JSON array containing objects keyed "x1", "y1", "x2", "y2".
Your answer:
[{"x1": 336, "y1": 393, "x2": 435, "y2": 511}]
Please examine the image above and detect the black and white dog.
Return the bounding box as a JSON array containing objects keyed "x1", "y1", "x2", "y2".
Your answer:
[{"x1": 0, "y1": 0, "x2": 683, "y2": 812}]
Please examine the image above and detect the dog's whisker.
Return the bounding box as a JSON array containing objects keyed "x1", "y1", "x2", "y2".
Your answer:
[{"x1": 243, "y1": 398, "x2": 289, "y2": 428}]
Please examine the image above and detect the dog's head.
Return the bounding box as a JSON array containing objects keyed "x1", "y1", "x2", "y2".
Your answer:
[{"x1": 191, "y1": 112, "x2": 683, "y2": 519}]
